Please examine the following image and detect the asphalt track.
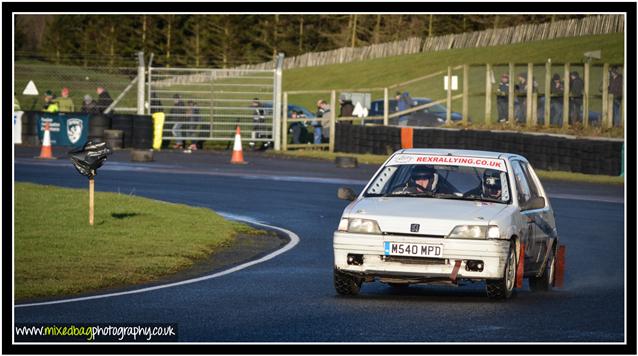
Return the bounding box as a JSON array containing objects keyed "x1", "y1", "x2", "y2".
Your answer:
[{"x1": 12, "y1": 147, "x2": 626, "y2": 343}]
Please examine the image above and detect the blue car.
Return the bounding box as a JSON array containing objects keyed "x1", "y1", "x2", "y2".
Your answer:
[
  {"x1": 262, "y1": 102, "x2": 316, "y2": 119},
  {"x1": 367, "y1": 97, "x2": 464, "y2": 126}
]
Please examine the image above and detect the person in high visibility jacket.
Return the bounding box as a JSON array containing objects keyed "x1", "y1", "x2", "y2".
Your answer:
[{"x1": 42, "y1": 90, "x2": 59, "y2": 113}]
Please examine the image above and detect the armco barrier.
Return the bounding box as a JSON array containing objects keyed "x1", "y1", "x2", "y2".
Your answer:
[{"x1": 334, "y1": 123, "x2": 624, "y2": 176}]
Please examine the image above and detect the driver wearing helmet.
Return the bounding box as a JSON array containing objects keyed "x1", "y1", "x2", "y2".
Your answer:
[
  {"x1": 399, "y1": 165, "x2": 439, "y2": 193},
  {"x1": 483, "y1": 170, "x2": 502, "y2": 200}
]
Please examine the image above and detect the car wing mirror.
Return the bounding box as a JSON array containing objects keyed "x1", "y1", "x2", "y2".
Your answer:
[
  {"x1": 337, "y1": 187, "x2": 356, "y2": 201},
  {"x1": 521, "y1": 196, "x2": 545, "y2": 211}
]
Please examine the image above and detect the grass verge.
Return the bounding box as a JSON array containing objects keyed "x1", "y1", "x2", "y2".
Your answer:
[
  {"x1": 266, "y1": 149, "x2": 624, "y2": 185},
  {"x1": 14, "y1": 182, "x2": 267, "y2": 301}
]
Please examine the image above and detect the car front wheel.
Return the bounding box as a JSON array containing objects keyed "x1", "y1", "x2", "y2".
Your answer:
[
  {"x1": 334, "y1": 268, "x2": 362, "y2": 296},
  {"x1": 486, "y1": 244, "x2": 517, "y2": 300}
]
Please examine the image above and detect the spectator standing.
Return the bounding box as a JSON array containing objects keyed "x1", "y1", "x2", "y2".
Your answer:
[
  {"x1": 569, "y1": 71, "x2": 584, "y2": 125},
  {"x1": 549, "y1": 73, "x2": 564, "y2": 126},
  {"x1": 150, "y1": 92, "x2": 164, "y2": 114},
  {"x1": 289, "y1": 111, "x2": 308, "y2": 144},
  {"x1": 608, "y1": 66, "x2": 623, "y2": 127},
  {"x1": 185, "y1": 100, "x2": 204, "y2": 150},
  {"x1": 170, "y1": 94, "x2": 186, "y2": 149},
  {"x1": 312, "y1": 99, "x2": 326, "y2": 144},
  {"x1": 496, "y1": 74, "x2": 510, "y2": 123},
  {"x1": 339, "y1": 95, "x2": 354, "y2": 125},
  {"x1": 14, "y1": 94, "x2": 21, "y2": 112},
  {"x1": 55, "y1": 87, "x2": 75, "y2": 112},
  {"x1": 396, "y1": 91, "x2": 413, "y2": 126},
  {"x1": 95, "y1": 86, "x2": 114, "y2": 113},
  {"x1": 514, "y1": 73, "x2": 537, "y2": 124},
  {"x1": 319, "y1": 100, "x2": 331, "y2": 143},
  {"x1": 81, "y1": 95, "x2": 99, "y2": 114},
  {"x1": 42, "y1": 90, "x2": 59, "y2": 112},
  {"x1": 249, "y1": 98, "x2": 266, "y2": 150}
]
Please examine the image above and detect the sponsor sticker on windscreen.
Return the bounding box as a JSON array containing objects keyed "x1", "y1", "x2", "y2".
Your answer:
[{"x1": 388, "y1": 154, "x2": 507, "y2": 172}]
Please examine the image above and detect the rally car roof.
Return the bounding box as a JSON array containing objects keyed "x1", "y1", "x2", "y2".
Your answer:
[{"x1": 397, "y1": 148, "x2": 527, "y2": 162}]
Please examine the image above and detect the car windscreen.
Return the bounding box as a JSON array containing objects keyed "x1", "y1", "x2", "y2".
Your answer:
[{"x1": 364, "y1": 163, "x2": 510, "y2": 204}]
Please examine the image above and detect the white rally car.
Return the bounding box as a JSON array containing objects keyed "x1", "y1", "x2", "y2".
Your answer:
[{"x1": 333, "y1": 149, "x2": 563, "y2": 299}]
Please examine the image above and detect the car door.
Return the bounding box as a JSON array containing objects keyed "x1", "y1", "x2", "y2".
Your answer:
[
  {"x1": 510, "y1": 160, "x2": 544, "y2": 273},
  {"x1": 518, "y1": 161, "x2": 556, "y2": 267}
]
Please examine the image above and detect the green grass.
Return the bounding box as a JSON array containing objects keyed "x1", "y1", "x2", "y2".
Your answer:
[
  {"x1": 266, "y1": 149, "x2": 624, "y2": 185},
  {"x1": 14, "y1": 182, "x2": 265, "y2": 300}
]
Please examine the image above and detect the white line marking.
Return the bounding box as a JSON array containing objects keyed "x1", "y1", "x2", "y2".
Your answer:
[{"x1": 14, "y1": 219, "x2": 300, "y2": 308}]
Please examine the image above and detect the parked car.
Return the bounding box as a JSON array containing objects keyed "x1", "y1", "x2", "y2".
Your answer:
[
  {"x1": 334, "y1": 148, "x2": 562, "y2": 299},
  {"x1": 262, "y1": 102, "x2": 316, "y2": 119},
  {"x1": 367, "y1": 98, "x2": 464, "y2": 126}
]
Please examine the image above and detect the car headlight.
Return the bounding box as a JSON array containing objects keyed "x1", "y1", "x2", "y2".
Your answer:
[
  {"x1": 448, "y1": 225, "x2": 500, "y2": 239},
  {"x1": 338, "y1": 218, "x2": 382, "y2": 234}
]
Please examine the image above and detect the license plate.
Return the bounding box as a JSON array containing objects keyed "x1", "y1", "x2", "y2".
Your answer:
[{"x1": 384, "y1": 241, "x2": 443, "y2": 258}]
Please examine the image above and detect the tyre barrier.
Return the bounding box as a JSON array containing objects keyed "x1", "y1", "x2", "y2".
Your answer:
[
  {"x1": 20, "y1": 111, "x2": 40, "y2": 146},
  {"x1": 111, "y1": 115, "x2": 134, "y2": 148},
  {"x1": 88, "y1": 114, "x2": 110, "y2": 143},
  {"x1": 335, "y1": 156, "x2": 358, "y2": 168},
  {"x1": 132, "y1": 115, "x2": 154, "y2": 149},
  {"x1": 334, "y1": 123, "x2": 623, "y2": 176},
  {"x1": 103, "y1": 129, "x2": 123, "y2": 150},
  {"x1": 131, "y1": 149, "x2": 153, "y2": 162}
]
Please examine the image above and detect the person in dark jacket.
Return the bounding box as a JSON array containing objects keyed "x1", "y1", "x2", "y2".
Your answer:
[
  {"x1": 608, "y1": 66, "x2": 623, "y2": 127},
  {"x1": 569, "y1": 71, "x2": 584, "y2": 125},
  {"x1": 150, "y1": 92, "x2": 164, "y2": 114},
  {"x1": 396, "y1": 91, "x2": 413, "y2": 126},
  {"x1": 515, "y1": 73, "x2": 537, "y2": 124},
  {"x1": 496, "y1": 74, "x2": 510, "y2": 123},
  {"x1": 170, "y1": 94, "x2": 186, "y2": 149},
  {"x1": 549, "y1": 73, "x2": 564, "y2": 126},
  {"x1": 95, "y1": 86, "x2": 114, "y2": 113},
  {"x1": 339, "y1": 95, "x2": 354, "y2": 125},
  {"x1": 81, "y1": 94, "x2": 100, "y2": 114}
]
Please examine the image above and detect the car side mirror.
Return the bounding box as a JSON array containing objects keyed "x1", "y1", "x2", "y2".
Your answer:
[
  {"x1": 337, "y1": 187, "x2": 356, "y2": 201},
  {"x1": 521, "y1": 196, "x2": 545, "y2": 211}
]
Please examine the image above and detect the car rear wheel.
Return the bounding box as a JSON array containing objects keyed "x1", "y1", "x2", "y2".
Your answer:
[
  {"x1": 529, "y1": 246, "x2": 556, "y2": 292},
  {"x1": 486, "y1": 244, "x2": 517, "y2": 300},
  {"x1": 334, "y1": 268, "x2": 362, "y2": 296}
]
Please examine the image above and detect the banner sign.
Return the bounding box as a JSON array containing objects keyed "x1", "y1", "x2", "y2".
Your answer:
[
  {"x1": 37, "y1": 113, "x2": 89, "y2": 147},
  {"x1": 389, "y1": 154, "x2": 507, "y2": 172}
]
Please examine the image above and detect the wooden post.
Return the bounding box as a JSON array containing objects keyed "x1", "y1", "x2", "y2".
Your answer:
[
  {"x1": 446, "y1": 66, "x2": 452, "y2": 125},
  {"x1": 508, "y1": 62, "x2": 515, "y2": 126},
  {"x1": 602, "y1": 63, "x2": 609, "y2": 128},
  {"x1": 329, "y1": 90, "x2": 336, "y2": 152},
  {"x1": 583, "y1": 62, "x2": 590, "y2": 128},
  {"x1": 485, "y1": 64, "x2": 492, "y2": 126},
  {"x1": 607, "y1": 94, "x2": 614, "y2": 129},
  {"x1": 383, "y1": 87, "x2": 389, "y2": 126},
  {"x1": 526, "y1": 63, "x2": 533, "y2": 127},
  {"x1": 563, "y1": 63, "x2": 570, "y2": 130},
  {"x1": 89, "y1": 178, "x2": 94, "y2": 226},
  {"x1": 462, "y1": 64, "x2": 469, "y2": 125},
  {"x1": 282, "y1": 92, "x2": 288, "y2": 151},
  {"x1": 544, "y1": 60, "x2": 551, "y2": 128}
]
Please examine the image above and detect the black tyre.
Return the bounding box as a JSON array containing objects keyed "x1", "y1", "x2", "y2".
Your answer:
[
  {"x1": 529, "y1": 246, "x2": 556, "y2": 292},
  {"x1": 486, "y1": 243, "x2": 517, "y2": 300},
  {"x1": 334, "y1": 268, "x2": 362, "y2": 296}
]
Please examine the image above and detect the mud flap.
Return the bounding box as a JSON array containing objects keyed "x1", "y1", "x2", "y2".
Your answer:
[
  {"x1": 553, "y1": 245, "x2": 566, "y2": 288},
  {"x1": 516, "y1": 243, "x2": 525, "y2": 288},
  {"x1": 450, "y1": 260, "x2": 462, "y2": 283}
]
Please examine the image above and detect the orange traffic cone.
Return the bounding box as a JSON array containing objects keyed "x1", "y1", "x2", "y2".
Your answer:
[
  {"x1": 36, "y1": 122, "x2": 56, "y2": 159},
  {"x1": 230, "y1": 125, "x2": 247, "y2": 164}
]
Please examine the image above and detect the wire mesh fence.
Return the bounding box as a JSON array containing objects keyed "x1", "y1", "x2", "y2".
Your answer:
[{"x1": 14, "y1": 63, "x2": 139, "y2": 113}]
